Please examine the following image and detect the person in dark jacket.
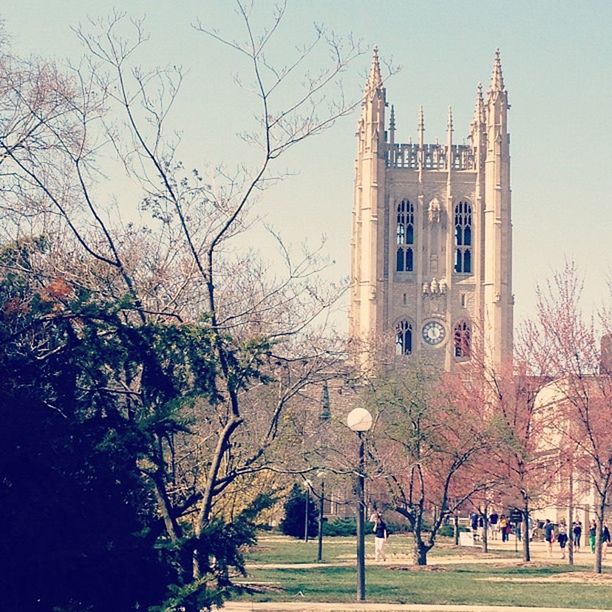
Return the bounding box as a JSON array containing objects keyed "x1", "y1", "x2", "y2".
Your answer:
[
  {"x1": 470, "y1": 512, "x2": 479, "y2": 544},
  {"x1": 572, "y1": 521, "x2": 582, "y2": 550},
  {"x1": 372, "y1": 512, "x2": 388, "y2": 561},
  {"x1": 543, "y1": 519, "x2": 555, "y2": 557},
  {"x1": 602, "y1": 523, "x2": 610, "y2": 560},
  {"x1": 489, "y1": 511, "x2": 499, "y2": 540}
]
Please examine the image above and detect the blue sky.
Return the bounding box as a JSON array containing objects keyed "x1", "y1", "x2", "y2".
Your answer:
[{"x1": 2, "y1": 0, "x2": 611, "y2": 330}]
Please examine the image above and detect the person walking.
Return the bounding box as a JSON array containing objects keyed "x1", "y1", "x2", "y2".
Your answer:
[
  {"x1": 490, "y1": 511, "x2": 499, "y2": 541},
  {"x1": 470, "y1": 512, "x2": 479, "y2": 544},
  {"x1": 544, "y1": 519, "x2": 555, "y2": 557},
  {"x1": 557, "y1": 518, "x2": 568, "y2": 559},
  {"x1": 602, "y1": 523, "x2": 610, "y2": 560},
  {"x1": 514, "y1": 519, "x2": 522, "y2": 542},
  {"x1": 572, "y1": 521, "x2": 582, "y2": 550},
  {"x1": 499, "y1": 514, "x2": 509, "y2": 543},
  {"x1": 372, "y1": 512, "x2": 388, "y2": 562},
  {"x1": 589, "y1": 520, "x2": 597, "y2": 553},
  {"x1": 478, "y1": 515, "x2": 485, "y2": 543}
]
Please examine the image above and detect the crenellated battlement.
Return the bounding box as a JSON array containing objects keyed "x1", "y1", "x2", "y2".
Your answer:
[{"x1": 385, "y1": 142, "x2": 475, "y2": 171}]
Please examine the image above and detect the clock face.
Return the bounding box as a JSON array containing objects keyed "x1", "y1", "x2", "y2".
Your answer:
[{"x1": 422, "y1": 321, "x2": 446, "y2": 346}]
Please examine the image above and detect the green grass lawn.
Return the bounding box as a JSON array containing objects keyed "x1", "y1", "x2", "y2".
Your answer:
[
  {"x1": 246, "y1": 536, "x2": 354, "y2": 564},
  {"x1": 247, "y1": 534, "x2": 519, "y2": 565},
  {"x1": 237, "y1": 535, "x2": 612, "y2": 609}
]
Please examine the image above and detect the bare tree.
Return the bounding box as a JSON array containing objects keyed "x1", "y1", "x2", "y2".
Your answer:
[
  {"x1": 520, "y1": 262, "x2": 611, "y2": 573},
  {"x1": 362, "y1": 363, "x2": 493, "y2": 565}
]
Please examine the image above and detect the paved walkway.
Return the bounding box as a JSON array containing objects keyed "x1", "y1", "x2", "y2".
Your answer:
[{"x1": 221, "y1": 604, "x2": 607, "y2": 612}]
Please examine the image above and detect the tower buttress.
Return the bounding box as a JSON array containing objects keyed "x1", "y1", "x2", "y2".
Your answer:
[
  {"x1": 483, "y1": 49, "x2": 513, "y2": 371},
  {"x1": 350, "y1": 47, "x2": 387, "y2": 354},
  {"x1": 443, "y1": 106, "x2": 455, "y2": 371},
  {"x1": 471, "y1": 82, "x2": 487, "y2": 364}
]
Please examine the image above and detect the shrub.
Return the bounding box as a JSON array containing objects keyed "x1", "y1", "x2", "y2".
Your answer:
[
  {"x1": 322, "y1": 517, "x2": 382, "y2": 537},
  {"x1": 437, "y1": 524, "x2": 455, "y2": 537}
]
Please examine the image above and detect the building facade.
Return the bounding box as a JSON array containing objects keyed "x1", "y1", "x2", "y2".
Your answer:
[{"x1": 349, "y1": 50, "x2": 513, "y2": 372}]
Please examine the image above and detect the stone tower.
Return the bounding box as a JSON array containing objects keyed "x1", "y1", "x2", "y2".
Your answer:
[{"x1": 349, "y1": 49, "x2": 513, "y2": 372}]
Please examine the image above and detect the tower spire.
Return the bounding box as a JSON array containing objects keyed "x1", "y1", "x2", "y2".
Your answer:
[
  {"x1": 473, "y1": 82, "x2": 485, "y2": 126},
  {"x1": 389, "y1": 104, "x2": 396, "y2": 145},
  {"x1": 471, "y1": 82, "x2": 486, "y2": 166},
  {"x1": 489, "y1": 48, "x2": 505, "y2": 94},
  {"x1": 365, "y1": 46, "x2": 383, "y2": 97}
]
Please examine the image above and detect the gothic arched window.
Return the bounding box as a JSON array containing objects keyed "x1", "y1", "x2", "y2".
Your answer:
[
  {"x1": 454, "y1": 201, "x2": 472, "y2": 274},
  {"x1": 454, "y1": 320, "x2": 471, "y2": 359},
  {"x1": 395, "y1": 320, "x2": 413, "y2": 355},
  {"x1": 396, "y1": 199, "x2": 415, "y2": 272}
]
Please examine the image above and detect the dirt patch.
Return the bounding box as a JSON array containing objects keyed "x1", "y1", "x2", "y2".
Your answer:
[
  {"x1": 236, "y1": 581, "x2": 285, "y2": 593},
  {"x1": 513, "y1": 561, "x2": 558, "y2": 569},
  {"x1": 479, "y1": 572, "x2": 612, "y2": 585},
  {"x1": 388, "y1": 564, "x2": 448, "y2": 572}
]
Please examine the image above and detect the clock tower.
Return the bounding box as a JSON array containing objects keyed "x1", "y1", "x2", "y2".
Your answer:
[{"x1": 349, "y1": 49, "x2": 513, "y2": 372}]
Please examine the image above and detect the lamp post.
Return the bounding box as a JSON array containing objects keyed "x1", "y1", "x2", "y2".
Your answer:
[
  {"x1": 303, "y1": 479, "x2": 312, "y2": 543},
  {"x1": 347, "y1": 407, "x2": 373, "y2": 602},
  {"x1": 316, "y1": 471, "x2": 326, "y2": 562}
]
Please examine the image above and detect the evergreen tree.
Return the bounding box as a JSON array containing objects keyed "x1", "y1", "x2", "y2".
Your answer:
[
  {"x1": 0, "y1": 240, "x2": 270, "y2": 610},
  {"x1": 280, "y1": 484, "x2": 318, "y2": 538}
]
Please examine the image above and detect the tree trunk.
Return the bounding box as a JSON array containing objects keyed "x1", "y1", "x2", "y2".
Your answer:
[
  {"x1": 193, "y1": 416, "x2": 243, "y2": 579},
  {"x1": 594, "y1": 528, "x2": 602, "y2": 574},
  {"x1": 594, "y1": 501, "x2": 606, "y2": 574},
  {"x1": 567, "y1": 470, "x2": 574, "y2": 566},
  {"x1": 522, "y1": 501, "x2": 531, "y2": 562},
  {"x1": 303, "y1": 488, "x2": 310, "y2": 542},
  {"x1": 151, "y1": 475, "x2": 181, "y2": 545},
  {"x1": 453, "y1": 513, "x2": 460, "y2": 546},
  {"x1": 317, "y1": 482, "x2": 325, "y2": 562},
  {"x1": 412, "y1": 534, "x2": 429, "y2": 566},
  {"x1": 481, "y1": 510, "x2": 489, "y2": 553}
]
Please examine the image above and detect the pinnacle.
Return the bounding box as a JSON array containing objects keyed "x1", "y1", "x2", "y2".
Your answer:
[
  {"x1": 489, "y1": 48, "x2": 505, "y2": 93},
  {"x1": 366, "y1": 45, "x2": 383, "y2": 94},
  {"x1": 418, "y1": 105, "x2": 425, "y2": 131},
  {"x1": 473, "y1": 81, "x2": 486, "y2": 124}
]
